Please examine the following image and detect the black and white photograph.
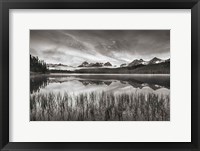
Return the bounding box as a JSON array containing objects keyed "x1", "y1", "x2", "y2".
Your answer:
[{"x1": 30, "y1": 30, "x2": 170, "y2": 121}]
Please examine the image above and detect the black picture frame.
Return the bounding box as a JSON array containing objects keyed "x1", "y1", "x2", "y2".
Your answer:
[{"x1": 0, "y1": 0, "x2": 200, "y2": 150}]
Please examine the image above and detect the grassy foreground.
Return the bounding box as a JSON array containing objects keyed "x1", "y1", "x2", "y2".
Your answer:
[{"x1": 30, "y1": 91, "x2": 170, "y2": 121}]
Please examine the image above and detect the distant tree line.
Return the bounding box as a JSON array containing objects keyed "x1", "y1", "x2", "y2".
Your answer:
[{"x1": 30, "y1": 54, "x2": 48, "y2": 73}]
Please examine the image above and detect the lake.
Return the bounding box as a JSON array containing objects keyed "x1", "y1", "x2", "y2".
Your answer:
[{"x1": 30, "y1": 74, "x2": 170, "y2": 121}]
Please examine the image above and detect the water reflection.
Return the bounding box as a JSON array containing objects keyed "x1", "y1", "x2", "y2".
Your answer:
[
  {"x1": 30, "y1": 74, "x2": 170, "y2": 94},
  {"x1": 30, "y1": 76, "x2": 49, "y2": 94},
  {"x1": 79, "y1": 80, "x2": 112, "y2": 86},
  {"x1": 30, "y1": 74, "x2": 170, "y2": 121}
]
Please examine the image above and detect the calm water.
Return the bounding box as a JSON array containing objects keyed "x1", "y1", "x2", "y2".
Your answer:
[{"x1": 30, "y1": 74, "x2": 170, "y2": 121}]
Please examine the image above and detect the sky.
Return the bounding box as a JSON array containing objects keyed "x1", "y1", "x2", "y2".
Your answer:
[{"x1": 30, "y1": 30, "x2": 170, "y2": 66}]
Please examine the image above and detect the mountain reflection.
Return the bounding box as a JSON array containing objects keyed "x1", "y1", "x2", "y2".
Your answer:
[
  {"x1": 30, "y1": 74, "x2": 170, "y2": 94},
  {"x1": 79, "y1": 80, "x2": 113, "y2": 86}
]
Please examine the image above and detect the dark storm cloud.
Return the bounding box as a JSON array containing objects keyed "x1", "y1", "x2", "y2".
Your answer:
[{"x1": 30, "y1": 30, "x2": 170, "y2": 66}]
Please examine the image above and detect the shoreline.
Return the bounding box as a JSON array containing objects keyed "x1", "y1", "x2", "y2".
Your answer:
[
  {"x1": 30, "y1": 72, "x2": 170, "y2": 77},
  {"x1": 50, "y1": 73, "x2": 170, "y2": 76}
]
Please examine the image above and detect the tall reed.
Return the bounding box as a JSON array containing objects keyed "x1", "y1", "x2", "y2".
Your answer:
[{"x1": 30, "y1": 91, "x2": 170, "y2": 121}]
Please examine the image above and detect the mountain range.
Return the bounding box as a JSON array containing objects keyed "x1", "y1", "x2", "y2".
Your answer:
[
  {"x1": 47, "y1": 63, "x2": 69, "y2": 68},
  {"x1": 48, "y1": 57, "x2": 170, "y2": 74},
  {"x1": 77, "y1": 57, "x2": 169, "y2": 68},
  {"x1": 48, "y1": 57, "x2": 169, "y2": 69},
  {"x1": 125, "y1": 57, "x2": 168, "y2": 67},
  {"x1": 78, "y1": 61, "x2": 112, "y2": 67}
]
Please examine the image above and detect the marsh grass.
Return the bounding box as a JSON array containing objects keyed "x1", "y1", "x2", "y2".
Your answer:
[{"x1": 30, "y1": 91, "x2": 170, "y2": 121}]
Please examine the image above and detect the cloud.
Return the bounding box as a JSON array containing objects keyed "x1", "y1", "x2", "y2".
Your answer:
[{"x1": 30, "y1": 30, "x2": 170, "y2": 66}]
